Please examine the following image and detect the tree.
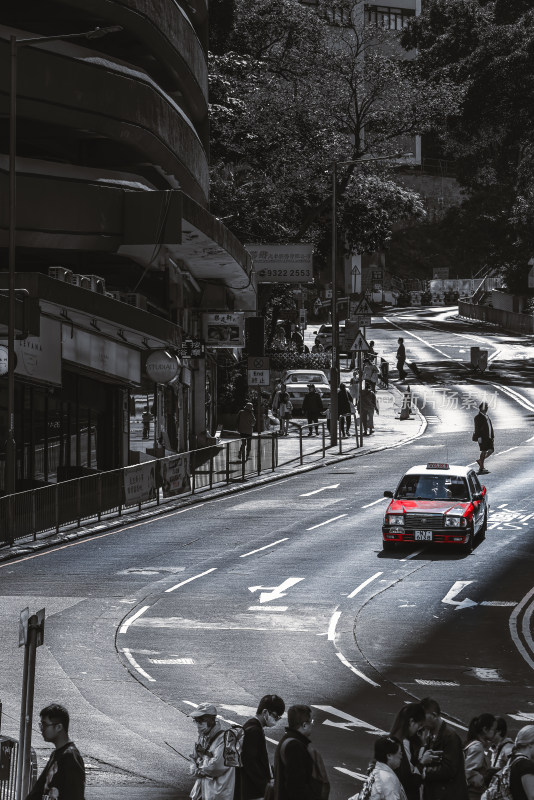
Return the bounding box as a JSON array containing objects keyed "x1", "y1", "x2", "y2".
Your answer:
[
  {"x1": 208, "y1": 0, "x2": 456, "y2": 268},
  {"x1": 401, "y1": 0, "x2": 534, "y2": 290}
]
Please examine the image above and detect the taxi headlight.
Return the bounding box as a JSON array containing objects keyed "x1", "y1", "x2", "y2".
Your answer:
[
  {"x1": 387, "y1": 514, "x2": 404, "y2": 526},
  {"x1": 445, "y1": 516, "x2": 466, "y2": 527}
]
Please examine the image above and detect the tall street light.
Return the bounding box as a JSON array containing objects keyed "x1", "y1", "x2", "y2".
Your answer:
[
  {"x1": 5, "y1": 24, "x2": 122, "y2": 497},
  {"x1": 330, "y1": 153, "x2": 409, "y2": 447}
]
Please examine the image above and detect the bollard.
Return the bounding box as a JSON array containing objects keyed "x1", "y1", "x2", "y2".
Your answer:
[{"x1": 299, "y1": 426, "x2": 303, "y2": 465}]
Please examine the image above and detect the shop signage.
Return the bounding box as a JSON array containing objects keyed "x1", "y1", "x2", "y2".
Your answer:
[
  {"x1": 62, "y1": 327, "x2": 141, "y2": 384},
  {"x1": 145, "y1": 350, "x2": 181, "y2": 384},
  {"x1": 1, "y1": 317, "x2": 62, "y2": 385},
  {"x1": 246, "y1": 243, "x2": 314, "y2": 284},
  {"x1": 203, "y1": 312, "x2": 245, "y2": 348}
]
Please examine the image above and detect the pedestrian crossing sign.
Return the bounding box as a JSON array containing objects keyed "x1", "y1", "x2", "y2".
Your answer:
[
  {"x1": 353, "y1": 298, "x2": 373, "y2": 316},
  {"x1": 350, "y1": 331, "x2": 370, "y2": 352}
]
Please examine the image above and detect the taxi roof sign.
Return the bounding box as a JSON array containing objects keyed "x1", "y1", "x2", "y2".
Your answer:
[{"x1": 426, "y1": 463, "x2": 450, "y2": 470}]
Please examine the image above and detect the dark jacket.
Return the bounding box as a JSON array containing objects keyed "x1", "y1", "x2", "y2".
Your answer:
[
  {"x1": 274, "y1": 729, "x2": 314, "y2": 800},
  {"x1": 473, "y1": 412, "x2": 494, "y2": 450},
  {"x1": 337, "y1": 387, "x2": 352, "y2": 415},
  {"x1": 234, "y1": 717, "x2": 270, "y2": 800},
  {"x1": 423, "y1": 722, "x2": 469, "y2": 800},
  {"x1": 396, "y1": 343, "x2": 406, "y2": 364},
  {"x1": 395, "y1": 740, "x2": 423, "y2": 800},
  {"x1": 26, "y1": 741, "x2": 85, "y2": 800},
  {"x1": 302, "y1": 391, "x2": 323, "y2": 418}
]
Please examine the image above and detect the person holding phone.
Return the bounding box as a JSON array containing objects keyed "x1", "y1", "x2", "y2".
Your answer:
[{"x1": 420, "y1": 697, "x2": 469, "y2": 800}]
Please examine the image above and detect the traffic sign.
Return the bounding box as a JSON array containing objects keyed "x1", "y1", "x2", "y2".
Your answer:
[
  {"x1": 248, "y1": 357, "x2": 269, "y2": 371},
  {"x1": 354, "y1": 314, "x2": 371, "y2": 328},
  {"x1": 354, "y1": 298, "x2": 373, "y2": 315},
  {"x1": 248, "y1": 357, "x2": 270, "y2": 386},
  {"x1": 349, "y1": 331, "x2": 370, "y2": 352},
  {"x1": 19, "y1": 607, "x2": 29, "y2": 647}
]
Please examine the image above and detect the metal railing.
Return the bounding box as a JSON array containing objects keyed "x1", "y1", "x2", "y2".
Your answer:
[{"x1": 0, "y1": 434, "x2": 278, "y2": 546}]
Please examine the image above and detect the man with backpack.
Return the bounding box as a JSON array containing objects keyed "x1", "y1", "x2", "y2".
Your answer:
[
  {"x1": 189, "y1": 703, "x2": 242, "y2": 800},
  {"x1": 273, "y1": 705, "x2": 329, "y2": 800},
  {"x1": 482, "y1": 724, "x2": 534, "y2": 800},
  {"x1": 234, "y1": 694, "x2": 285, "y2": 800}
]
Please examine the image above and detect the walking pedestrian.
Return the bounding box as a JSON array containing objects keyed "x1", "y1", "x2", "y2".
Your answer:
[
  {"x1": 302, "y1": 384, "x2": 324, "y2": 436},
  {"x1": 350, "y1": 736, "x2": 408, "y2": 800},
  {"x1": 379, "y1": 358, "x2": 389, "y2": 389},
  {"x1": 389, "y1": 703, "x2": 426, "y2": 800},
  {"x1": 273, "y1": 704, "x2": 328, "y2": 800},
  {"x1": 473, "y1": 401, "x2": 494, "y2": 475},
  {"x1": 490, "y1": 716, "x2": 514, "y2": 771},
  {"x1": 420, "y1": 697, "x2": 469, "y2": 800},
  {"x1": 189, "y1": 703, "x2": 236, "y2": 800},
  {"x1": 464, "y1": 714, "x2": 497, "y2": 799},
  {"x1": 234, "y1": 694, "x2": 285, "y2": 800},
  {"x1": 359, "y1": 384, "x2": 379, "y2": 435},
  {"x1": 26, "y1": 704, "x2": 85, "y2": 800},
  {"x1": 142, "y1": 406, "x2": 152, "y2": 439},
  {"x1": 277, "y1": 385, "x2": 292, "y2": 436},
  {"x1": 311, "y1": 338, "x2": 324, "y2": 354},
  {"x1": 337, "y1": 383, "x2": 352, "y2": 437},
  {"x1": 509, "y1": 724, "x2": 534, "y2": 800},
  {"x1": 396, "y1": 337, "x2": 407, "y2": 380},
  {"x1": 237, "y1": 402, "x2": 256, "y2": 459},
  {"x1": 362, "y1": 355, "x2": 380, "y2": 392}
]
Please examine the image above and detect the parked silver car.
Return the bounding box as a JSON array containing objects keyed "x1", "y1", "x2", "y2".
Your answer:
[{"x1": 280, "y1": 369, "x2": 331, "y2": 414}]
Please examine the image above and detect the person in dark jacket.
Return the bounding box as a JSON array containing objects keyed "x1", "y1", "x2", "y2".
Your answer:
[
  {"x1": 234, "y1": 694, "x2": 285, "y2": 800},
  {"x1": 26, "y1": 703, "x2": 85, "y2": 800},
  {"x1": 420, "y1": 697, "x2": 469, "y2": 800},
  {"x1": 359, "y1": 384, "x2": 379, "y2": 435},
  {"x1": 473, "y1": 401, "x2": 494, "y2": 475},
  {"x1": 396, "y1": 337, "x2": 407, "y2": 380},
  {"x1": 337, "y1": 383, "x2": 352, "y2": 437},
  {"x1": 302, "y1": 385, "x2": 324, "y2": 436},
  {"x1": 390, "y1": 703, "x2": 426, "y2": 800},
  {"x1": 274, "y1": 705, "x2": 318, "y2": 800},
  {"x1": 237, "y1": 402, "x2": 256, "y2": 459}
]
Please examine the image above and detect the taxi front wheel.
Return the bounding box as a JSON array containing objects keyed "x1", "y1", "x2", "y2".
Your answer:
[{"x1": 464, "y1": 529, "x2": 474, "y2": 554}]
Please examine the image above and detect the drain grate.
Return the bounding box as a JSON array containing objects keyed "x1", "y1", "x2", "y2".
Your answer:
[{"x1": 415, "y1": 679, "x2": 459, "y2": 687}]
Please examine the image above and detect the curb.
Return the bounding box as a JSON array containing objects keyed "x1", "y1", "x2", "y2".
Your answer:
[{"x1": 0, "y1": 389, "x2": 426, "y2": 565}]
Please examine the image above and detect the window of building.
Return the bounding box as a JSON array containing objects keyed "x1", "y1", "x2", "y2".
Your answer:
[{"x1": 366, "y1": 5, "x2": 415, "y2": 30}]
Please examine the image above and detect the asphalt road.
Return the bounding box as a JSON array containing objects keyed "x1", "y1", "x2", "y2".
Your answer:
[{"x1": 1, "y1": 309, "x2": 533, "y2": 799}]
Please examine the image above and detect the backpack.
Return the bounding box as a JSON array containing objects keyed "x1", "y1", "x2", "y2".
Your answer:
[
  {"x1": 221, "y1": 724, "x2": 245, "y2": 768},
  {"x1": 481, "y1": 755, "x2": 527, "y2": 800}
]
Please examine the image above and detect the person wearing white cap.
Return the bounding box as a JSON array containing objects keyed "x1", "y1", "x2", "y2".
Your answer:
[
  {"x1": 473, "y1": 401, "x2": 495, "y2": 475},
  {"x1": 189, "y1": 703, "x2": 236, "y2": 800},
  {"x1": 509, "y1": 725, "x2": 534, "y2": 799}
]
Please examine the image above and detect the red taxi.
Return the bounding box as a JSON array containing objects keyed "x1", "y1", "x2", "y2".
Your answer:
[{"x1": 382, "y1": 463, "x2": 489, "y2": 553}]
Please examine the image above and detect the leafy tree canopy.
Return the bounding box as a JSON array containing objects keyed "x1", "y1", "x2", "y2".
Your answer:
[
  {"x1": 209, "y1": 0, "x2": 458, "y2": 268},
  {"x1": 401, "y1": 0, "x2": 534, "y2": 290}
]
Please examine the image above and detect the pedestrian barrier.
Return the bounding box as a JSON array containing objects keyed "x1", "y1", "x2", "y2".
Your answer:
[{"x1": 0, "y1": 434, "x2": 278, "y2": 546}]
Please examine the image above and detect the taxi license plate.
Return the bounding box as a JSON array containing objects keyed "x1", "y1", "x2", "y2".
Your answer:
[{"x1": 415, "y1": 530, "x2": 433, "y2": 541}]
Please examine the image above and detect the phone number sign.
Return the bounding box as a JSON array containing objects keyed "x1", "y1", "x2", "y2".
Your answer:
[{"x1": 246, "y1": 244, "x2": 314, "y2": 284}]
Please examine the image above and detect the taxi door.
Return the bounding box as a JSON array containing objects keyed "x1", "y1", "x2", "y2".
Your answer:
[{"x1": 468, "y1": 471, "x2": 485, "y2": 531}]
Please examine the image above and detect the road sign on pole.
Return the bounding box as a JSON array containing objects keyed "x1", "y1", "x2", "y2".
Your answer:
[
  {"x1": 349, "y1": 331, "x2": 370, "y2": 352},
  {"x1": 247, "y1": 357, "x2": 270, "y2": 387}
]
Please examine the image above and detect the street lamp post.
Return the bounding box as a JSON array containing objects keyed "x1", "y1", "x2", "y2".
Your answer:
[
  {"x1": 5, "y1": 25, "x2": 122, "y2": 497},
  {"x1": 329, "y1": 153, "x2": 409, "y2": 447}
]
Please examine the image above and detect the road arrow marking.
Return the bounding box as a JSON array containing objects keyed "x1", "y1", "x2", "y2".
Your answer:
[
  {"x1": 442, "y1": 581, "x2": 478, "y2": 610},
  {"x1": 312, "y1": 705, "x2": 385, "y2": 734},
  {"x1": 248, "y1": 577, "x2": 304, "y2": 603},
  {"x1": 300, "y1": 484, "x2": 340, "y2": 497}
]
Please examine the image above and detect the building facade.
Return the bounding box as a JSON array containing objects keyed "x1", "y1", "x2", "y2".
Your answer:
[{"x1": 0, "y1": 1, "x2": 256, "y2": 492}]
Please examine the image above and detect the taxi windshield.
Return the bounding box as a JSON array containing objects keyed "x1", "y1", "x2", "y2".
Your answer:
[{"x1": 396, "y1": 474, "x2": 469, "y2": 501}]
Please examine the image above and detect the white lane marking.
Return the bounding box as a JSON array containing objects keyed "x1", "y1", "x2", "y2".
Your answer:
[
  {"x1": 119, "y1": 605, "x2": 150, "y2": 634},
  {"x1": 122, "y1": 648, "x2": 156, "y2": 682},
  {"x1": 415, "y1": 679, "x2": 459, "y2": 686},
  {"x1": 165, "y1": 567, "x2": 217, "y2": 593},
  {"x1": 480, "y1": 601, "x2": 517, "y2": 607},
  {"x1": 240, "y1": 538, "x2": 289, "y2": 558},
  {"x1": 400, "y1": 548, "x2": 427, "y2": 561},
  {"x1": 442, "y1": 581, "x2": 477, "y2": 610},
  {"x1": 265, "y1": 737, "x2": 279, "y2": 745},
  {"x1": 307, "y1": 514, "x2": 347, "y2": 530},
  {"x1": 361, "y1": 498, "x2": 388, "y2": 508},
  {"x1": 248, "y1": 606, "x2": 288, "y2": 612},
  {"x1": 248, "y1": 577, "x2": 304, "y2": 603},
  {"x1": 383, "y1": 316, "x2": 463, "y2": 360},
  {"x1": 300, "y1": 484, "x2": 340, "y2": 496},
  {"x1": 334, "y1": 766, "x2": 367, "y2": 782},
  {"x1": 488, "y1": 382, "x2": 534, "y2": 412},
  {"x1": 510, "y1": 588, "x2": 534, "y2": 671},
  {"x1": 335, "y1": 652, "x2": 380, "y2": 687},
  {"x1": 328, "y1": 610, "x2": 341, "y2": 641},
  {"x1": 347, "y1": 572, "x2": 383, "y2": 599},
  {"x1": 313, "y1": 705, "x2": 385, "y2": 732},
  {"x1": 149, "y1": 657, "x2": 195, "y2": 664}
]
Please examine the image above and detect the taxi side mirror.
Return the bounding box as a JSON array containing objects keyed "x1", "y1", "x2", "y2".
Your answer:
[
  {"x1": 472, "y1": 492, "x2": 482, "y2": 501},
  {"x1": 384, "y1": 490, "x2": 393, "y2": 498}
]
